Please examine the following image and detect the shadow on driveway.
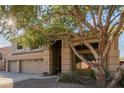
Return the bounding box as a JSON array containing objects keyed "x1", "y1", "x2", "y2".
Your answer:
[{"x1": 0, "y1": 71, "x2": 42, "y2": 87}]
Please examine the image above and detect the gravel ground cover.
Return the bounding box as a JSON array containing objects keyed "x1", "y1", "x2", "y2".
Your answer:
[
  {"x1": 0, "y1": 78, "x2": 121, "y2": 88},
  {"x1": 0, "y1": 78, "x2": 96, "y2": 88}
]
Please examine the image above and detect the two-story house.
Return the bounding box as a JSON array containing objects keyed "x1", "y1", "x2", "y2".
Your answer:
[{"x1": 3, "y1": 33, "x2": 120, "y2": 76}]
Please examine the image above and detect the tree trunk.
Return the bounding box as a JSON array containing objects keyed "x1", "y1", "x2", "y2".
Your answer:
[
  {"x1": 96, "y1": 65, "x2": 106, "y2": 87},
  {"x1": 90, "y1": 59, "x2": 106, "y2": 87},
  {"x1": 69, "y1": 41, "x2": 106, "y2": 87},
  {"x1": 107, "y1": 69, "x2": 122, "y2": 88},
  {"x1": 97, "y1": 29, "x2": 107, "y2": 87},
  {"x1": 98, "y1": 28, "x2": 107, "y2": 68},
  {"x1": 107, "y1": 65, "x2": 124, "y2": 88}
]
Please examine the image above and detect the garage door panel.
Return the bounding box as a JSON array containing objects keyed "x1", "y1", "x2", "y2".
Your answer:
[
  {"x1": 21, "y1": 61, "x2": 43, "y2": 73},
  {"x1": 9, "y1": 62, "x2": 18, "y2": 72}
]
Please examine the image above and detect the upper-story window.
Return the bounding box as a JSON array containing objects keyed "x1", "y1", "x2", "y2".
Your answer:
[
  {"x1": 0, "y1": 53, "x2": 3, "y2": 60},
  {"x1": 17, "y1": 44, "x2": 23, "y2": 50},
  {"x1": 30, "y1": 46, "x2": 40, "y2": 50}
]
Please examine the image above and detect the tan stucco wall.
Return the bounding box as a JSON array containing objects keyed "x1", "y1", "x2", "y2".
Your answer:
[
  {"x1": 0, "y1": 60, "x2": 5, "y2": 71},
  {"x1": 107, "y1": 36, "x2": 120, "y2": 75},
  {"x1": 0, "y1": 46, "x2": 12, "y2": 59},
  {"x1": 6, "y1": 51, "x2": 44, "y2": 60},
  {"x1": 61, "y1": 38, "x2": 99, "y2": 73},
  {"x1": 42, "y1": 48, "x2": 52, "y2": 74},
  {"x1": 0, "y1": 47, "x2": 12, "y2": 71},
  {"x1": 61, "y1": 42, "x2": 72, "y2": 73},
  {"x1": 6, "y1": 46, "x2": 53, "y2": 74},
  {"x1": 5, "y1": 36, "x2": 120, "y2": 75}
]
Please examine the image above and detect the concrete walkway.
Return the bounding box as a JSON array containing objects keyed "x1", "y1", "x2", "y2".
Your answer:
[{"x1": 0, "y1": 71, "x2": 57, "y2": 87}]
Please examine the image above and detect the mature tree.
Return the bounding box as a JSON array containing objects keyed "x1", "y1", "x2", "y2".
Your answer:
[{"x1": 0, "y1": 5, "x2": 124, "y2": 87}]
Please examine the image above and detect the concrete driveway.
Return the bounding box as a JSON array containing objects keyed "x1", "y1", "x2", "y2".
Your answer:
[{"x1": 0, "y1": 71, "x2": 42, "y2": 87}]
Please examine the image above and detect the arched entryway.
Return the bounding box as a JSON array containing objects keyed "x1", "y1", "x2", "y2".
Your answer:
[{"x1": 52, "y1": 40, "x2": 62, "y2": 74}]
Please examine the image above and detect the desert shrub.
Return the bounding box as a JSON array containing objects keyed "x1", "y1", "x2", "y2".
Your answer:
[
  {"x1": 105, "y1": 70, "x2": 110, "y2": 78},
  {"x1": 58, "y1": 72, "x2": 80, "y2": 83},
  {"x1": 74, "y1": 69, "x2": 95, "y2": 78},
  {"x1": 43, "y1": 72, "x2": 49, "y2": 76},
  {"x1": 119, "y1": 71, "x2": 124, "y2": 87}
]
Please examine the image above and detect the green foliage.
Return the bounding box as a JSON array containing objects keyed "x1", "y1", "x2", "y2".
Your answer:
[
  {"x1": 7, "y1": 5, "x2": 77, "y2": 47},
  {"x1": 58, "y1": 70, "x2": 95, "y2": 83},
  {"x1": 16, "y1": 28, "x2": 49, "y2": 48},
  {"x1": 74, "y1": 69, "x2": 96, "y2": 78},
  {"x1": 119, "y1": 71, "x2": 124, "y2": 87},
  {"x1": 58, "y1": 72, "x2": 80, "y2": 83},
  {"x1": 9, "y1": 5, "x2": 38, "y2": 29},
  {"x1": 0, "y1": 5, "x2": 123, "y2": 49},
  {"x1": 105, "y1": 70, "x2": 110, "y2": 78}
]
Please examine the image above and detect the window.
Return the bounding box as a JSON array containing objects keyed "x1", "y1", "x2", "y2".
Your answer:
[
  {"x1": 83, "y1": 54, "x2": 95, "y2": 61},
  {"x1": 75, "y1": 43, "x2": 98, "y2": 50},
  {"x1": 0, "y1": 53, "x2": 3, "y2": 60},
  {"x1": 30, "y1": 46, "x2": 39, "y2": 50},
  {"x1": 75, "y1": 42, "x2": 98, "y2": 63},
  {"x1": 75, "y1": 53, "x2": 95, "y2": 69},
  {"x1": 17, "y1": 44, "x2": 23, "y2": 50},
  {"x1": 76, "y1": 53, "x2": 95, "y2": 63}
]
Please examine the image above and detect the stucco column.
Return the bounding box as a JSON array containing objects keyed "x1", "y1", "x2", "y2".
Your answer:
[
  {"x1": 61, "y1": 42, "x2": 72, "y2": 73},
  {"x1": 18, "y1": 60, "x2": 21, "y2": 73},
  {"x1": 108, "y1": 36, "x2": 120, "y2": 76},
  {"x1": 16, "y1": 60, "x2": 20, "y2": 73},
  {"x1": 43, "y1": 46, "x2": 52, "y2": 74},
  {"x1": 5, "y1": 60, "x2": 9, "y2": 72}
]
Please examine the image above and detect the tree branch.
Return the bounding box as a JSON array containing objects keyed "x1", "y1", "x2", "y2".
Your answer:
[
  {"x1": 73, "y1": 5, "x2": 95, "y2": 32},
  {"x1": 105, "y1": 6, "x2": 116, "y2": 31},
  {"x1": 90, "y1": 8, "x2": 97, "y2": 28},
  {"x1": 98, "y1": 6, "x2": 103, "y2": 29},
  {"x1": 69, "y1": 41, "x2": 89, "y2": 64},
  {"x1": 0, "y1": 29, "x2": 4, "y2": 34},
  {"x1": 70, "y1": 32, "x2": 100, "y2": 59},
  {"x1": 108, "y1": 22, "x2": 119, "y2": 36},
  {"x1": 83, "y1": 40, "x2": 100, "y2": 59},
  {"x1": 110, "y1": 14, "x2": 120, "y2": 25},
  {"x1": 102, "y1": 11, "x2": 124, "y2": 58}
]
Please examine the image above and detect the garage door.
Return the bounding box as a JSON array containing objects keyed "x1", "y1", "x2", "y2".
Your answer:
[
  {"x1": 9, "y1": 61, "x2": 18, "y2": 72},
  {"x1": 21, "y1": 59, "x2": 43, "y2": 73}
]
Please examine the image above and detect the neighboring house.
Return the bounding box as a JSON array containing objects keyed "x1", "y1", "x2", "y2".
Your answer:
[
  {"x1": 1, "y1": 32, "x2": 120, "y2": 76},
  {"x1": 0, "y1": 46, "x2": 12, "y2": 70},
  {"x1": 120, "y1": 57, "x2": 124, "y2": 65}
]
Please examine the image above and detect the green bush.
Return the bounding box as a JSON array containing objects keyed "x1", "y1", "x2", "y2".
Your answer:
[
  {"x1": 119, "y1": 71, "x2": 124, "y2": 87},
  {"x1": 58, "y1": 72, "x2": 80, "y2": 83},
  {"x1": 74, "y1": 69, "x2": 96, "y2": 78},
  {"x1": 105, "y1": 70, "x2": 110, "y2": 78}
]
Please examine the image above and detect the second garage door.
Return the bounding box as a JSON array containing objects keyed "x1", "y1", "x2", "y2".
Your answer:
[{"x1": 21, "y1": 59, "x2": 43, "y2": 74}]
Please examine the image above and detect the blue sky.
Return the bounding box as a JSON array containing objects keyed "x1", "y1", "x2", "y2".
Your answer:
[
  {"x1": 0, "y1": 35, "x2": 11, "y2": 48},
  {"x1": 0, "y1": 33, "x2": 124, "y2": 57},
  {"x1": 119, "y1": 32, "x2": 124, "y2": 57}
]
